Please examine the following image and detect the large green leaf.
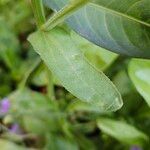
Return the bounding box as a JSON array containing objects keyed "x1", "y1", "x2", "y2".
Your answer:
[
  {"x1": 28, "y1": 27, "x2": 122, "y2": 111},
  {"x1": 29, "y1": 23, "x2": 117, "y2": 88},
  {"x1": 44, "y1": 0, "x2": 150, "y2": 58},
  {"x1": 128, "y1": 59, "x2": 150, "y2": 106},
  {"x1": 31, "y1": 30, "x2": 117, "y2": 87},
  {"x1": 97, "y1": 118, "x2": 149, "y2": 145}
]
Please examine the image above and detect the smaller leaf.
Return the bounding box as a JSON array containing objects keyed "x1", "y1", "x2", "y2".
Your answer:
[
  {"x1": 31, "y1": 63, "x2": 48, "y2": 86},
  {"x1": 67, "y1": 99, "x2": 108, "y2": 113},
  {"x1": 97, "y1": 118, "x2": 148, "y2": 145},
  {"x1": 44, "y1": 135, "x2": 79, "y2": 150},
  {"x1": 0, "y1": 19, "x2": 20, "y2": 70},
  {"x1": 75, "y1": 134, "x2": 96, "y2": 150},
  {"x1": 9, "y1": 88, "x2": 64, "y2": 134},
  {"x1": 9, "y1": 88, "x2": 55, "y2": 113},
  {"x1": 128, "y1": 59, "x2": 150, "y2": 106},
  {"x1": 23, "y1": 116, "x2": 48, "y2": 134},
  {"x1": 0, "y1": 139, "x2": 25, "y2": 150},
  {"x1": 113, "y1": 70, "x2": 134, "y2": 96}
]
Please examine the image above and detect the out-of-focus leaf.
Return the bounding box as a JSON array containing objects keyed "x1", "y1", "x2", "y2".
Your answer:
[
  {"x1": 0, "y1": 139, "x2": 25, "y2": 150},
  {"x1": 9, "y1": 88, "x2": 55, "y2": 113},
  {"x1": 0, "y1": 0, "x2": 10, "y2": 5},
  {"x1": 28, "y1": 27, "x2": 123, "y2": 112},
  {"x1": 97, "y1": 118, "x2": 149, "y2": 145},
  {"x1": 44, "y1": 0, "x2": 150, "y2": 58},
  {"x1": 74, "y1": 134, "x2": 96, "y2": 150},
  {"x1": 0, "y1": 19, "x2": 20, "y2": 70},
  {"x1": 31, "y1": 63, "x2": 48, "y2": 86},
  {"x1": 31, "y1": 63, "x2": 62, "y2": 86},
  {"x1": 23, "y1": 112, "x2": 65, "y2": 135},
  {"x1": 67, "y1": 99, "x2": 107, "y2": 113},
  {"x1": 0, "y1": 70, "x2": 11, "y2": 97},
  {"x1": 9, "y1": 88, "x2": 66, "y2": 134},
  {"x1": 113, "y1": 70, "x2": 133, "y2": 96},
  {"x1": 44, "y1": 135, "x2": 79, "y2": 150},
  {"x1": 72, "y1": 122, "x2": 96, "y2": 134},
  {"x1": 0, "y1": 1, "x2": 32, "y2": 33},
  {"x1": 113, "y1": 69, "x2": 144, "y2": 115},
  {"x1": 23, "y1": 116, "x2": 48, "y2": 134},
  {"x1": 128, "y1": 59, "x2": 150, "y2": 106}
]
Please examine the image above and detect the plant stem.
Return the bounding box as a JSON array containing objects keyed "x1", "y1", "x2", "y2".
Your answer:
[
  {"x1": 31, "y1": 0, "x2": 46, "y2": 28},
  {"x1": 18, "y1": 58, "x2": 41, "y2": 90},
  {"x1": 41, "y1": 0, "x2": 89, "y2": 31},
  {"x1": 31, "y1": 0, "x2": 56, "y2": 100},
  {"x1": 46, "y1": 66, "x2": 55, "y2": 100}
]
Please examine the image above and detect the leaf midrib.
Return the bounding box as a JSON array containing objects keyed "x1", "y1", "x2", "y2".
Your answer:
[{"x1": 89, "y1": 2, "x2": 150, "y2": 27}]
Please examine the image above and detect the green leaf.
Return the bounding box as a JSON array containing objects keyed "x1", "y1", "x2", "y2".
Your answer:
[
  {"x1": 1, "y1": 1, "x2": 32, "y2": 33},
  {"x1": 28, "y1": 27, "x2": 123, "y2": 112},
  {"x1": 31, "y1": 63, "x2": 48, "y2": 86},
  {"x1": 9, "y1": 88, "x2": 61, "y2": 134},
  {"x1": 44, "y1": 0, "x2": 150, "y2": 58},
  {"x1": 31, "y1": 30, "x2": 117, "y2": 87},
  {"x1": 74, "y1": 134, "x2": 96, "y2": 150},
  {"x1": 0, "y1": 19, "x2": 20, "y2": 70},
  {"x1": 67, "y1": 99, "x2": 107, "y2": 113},
  {"x1": 97, "y1": 118, "x2": 149, "y2": 145},
  {"x1": 113, "y1": 70, "x2": 134, "y2": 96},
  {"x1": 42, "y1": 0, "x2": 89, "y2": 31},
  {"x1": 9, "y1": 88, "x2": 55, "y2": 113},
  {"x1": 44, "y1": 135, "x2": 79, "y2": 150},
  {"x1": 0, "y1": 140, "x2": 26, "y2": 150},
  {"x1": 128, "y1": 59, "x2": 150, "y2": 106},
  {"x1": 23, "y1": 116, "x2": 48, "y2": 134},
  {"x1": 71, "y1": 30, "x2": 118, "y2": 71}
]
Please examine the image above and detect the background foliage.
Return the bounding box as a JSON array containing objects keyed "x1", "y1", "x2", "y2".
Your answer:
[{"x1": 0, "y1": 0, "x2": 149, "y2": 150}]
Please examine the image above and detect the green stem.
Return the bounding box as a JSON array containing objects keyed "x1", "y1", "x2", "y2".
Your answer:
[
  {"x1": 46, "y1": 66, "x2": 55, "y2": 100},
  {"x1": 41, "y1": 0, "x2": 89, "y2": 31},
  {"x1": 31, "y1": 0, "x2": 46, "y2": 28},
  {"x1": 18, "y1": 58, "x2": 41, "y2": 90}
]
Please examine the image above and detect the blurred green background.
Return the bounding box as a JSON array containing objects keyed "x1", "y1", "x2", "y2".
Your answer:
[{"x1": 0, "y1": 0, "x2": 149, "y2": 150}]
